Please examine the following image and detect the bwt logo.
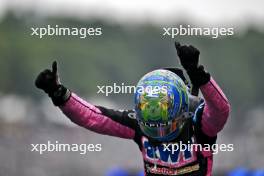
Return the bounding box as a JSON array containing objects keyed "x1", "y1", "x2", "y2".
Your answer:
[{"x1": 142, "y1": 137, "x2": 194, "y2": 164}]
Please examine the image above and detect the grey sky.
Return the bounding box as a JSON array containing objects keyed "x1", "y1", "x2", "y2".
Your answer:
[{"x1": 0, "y1": 0, "x2": 264, "y2": 27}]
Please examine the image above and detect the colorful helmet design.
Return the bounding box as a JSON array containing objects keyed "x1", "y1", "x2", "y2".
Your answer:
[{"x1": 134, "y1": 69, "x2": 189, "y2": 141}]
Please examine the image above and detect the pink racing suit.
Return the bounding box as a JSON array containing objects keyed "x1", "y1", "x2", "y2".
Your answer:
[{"x1": 59, "y1": 77, "x2": 230, "y2": 176}]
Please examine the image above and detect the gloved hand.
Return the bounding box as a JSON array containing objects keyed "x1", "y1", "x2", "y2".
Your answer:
[
  {"x1": 35, "y1": 61, "x2": 60, "y2": 94},
  {"x1": 175, "y1": 42, "x2": 210, "y2": 88},
  {"x1": 175, "y1": 42, "x2": 199, "y2": 71},
  {"x1": 35, "y1": 61, "x2": 70, "y2": 106}
]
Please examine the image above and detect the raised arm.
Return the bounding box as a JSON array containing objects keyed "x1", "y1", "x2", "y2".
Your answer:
[
  {"x1": 200, "y1": 78, "x2": 230, "y2": 136},
  {"x1": 175, "y1": 42, "x2": 230, "y2": 137},
  {"x1": 35, "y1": 61, "x2": 135, "y2": 139},
  {"x1": 59, "y1": 93, "x2": 135, "y2": 139}
]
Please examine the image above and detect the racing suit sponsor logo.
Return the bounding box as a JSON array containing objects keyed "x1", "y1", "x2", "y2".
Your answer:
[
  {"x1": 146, "y1": 163, "x2": 200, "y2": 175},
  {"x1": 141, "y1": 136, "x2": 197, "y2": 168}
]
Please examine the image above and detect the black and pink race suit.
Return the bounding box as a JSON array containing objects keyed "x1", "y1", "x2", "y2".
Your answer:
[{"x1": 59, "y1": 78, "x2": 230, "y2": 176}]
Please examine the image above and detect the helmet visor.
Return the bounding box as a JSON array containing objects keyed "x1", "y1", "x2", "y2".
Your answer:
[{"x1": 139, "y1": 118, "x2": 184, "y2": 139}]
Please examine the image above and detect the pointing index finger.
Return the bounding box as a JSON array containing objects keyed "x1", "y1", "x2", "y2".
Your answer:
[
  {"x1": 52, "y1": 61, "x2": 57, "y2": 74},
  {"x1": 174, "y1": 42, "x2": 181, "y2": 50}
]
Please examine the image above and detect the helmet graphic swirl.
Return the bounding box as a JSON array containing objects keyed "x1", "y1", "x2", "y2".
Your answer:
[{"x1": 134, "y1": 69, "x2": 189, "y2": 141}]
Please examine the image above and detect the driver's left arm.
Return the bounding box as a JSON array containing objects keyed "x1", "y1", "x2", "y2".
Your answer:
[{"x1": 199, "y1": 77, "x2": 231, "y2": 137}]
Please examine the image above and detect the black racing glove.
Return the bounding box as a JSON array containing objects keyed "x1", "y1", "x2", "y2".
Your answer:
[
  {"x1": 175, "y1": 42, "x2": 210, "y2": 88},
  {"x1": 35, "y1": 61, "x2": 70, "y2": 106}
]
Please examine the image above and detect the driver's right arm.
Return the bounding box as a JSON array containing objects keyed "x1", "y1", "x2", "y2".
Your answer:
[
  {"x1": 59, "y1": 92, "x2": 136, "y2": 139},
  {"x1": 35, "y1": 61, "x2": 136, "y2": 139}
]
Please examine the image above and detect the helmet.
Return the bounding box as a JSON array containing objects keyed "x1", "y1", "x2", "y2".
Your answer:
[{"x1": 134, "y1": 69, "x2": 189, "y2": 142}]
